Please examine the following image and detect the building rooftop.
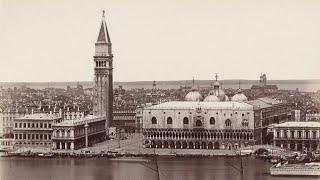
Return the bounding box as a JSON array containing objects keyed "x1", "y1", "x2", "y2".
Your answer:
[
  {"x1": 53, "y1": 115, "x2": 105, "y2": 127},
  {"x1": 145, "y1": 101, "x2": 253, "y2": 110},
  {"x1": 247, "y1": 97, "x2": 281, "y2": 109},
  {"x1": 274, "y1": 121, "x2": 320, "y2": 128},
  {"x1": 16, "y1": 113, "x2": 61, "y2": 120}
]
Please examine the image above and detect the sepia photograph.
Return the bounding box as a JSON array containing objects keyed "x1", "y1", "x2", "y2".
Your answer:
[{"x1": 1, "y1": 0, "x2": 320, "y2": 179}]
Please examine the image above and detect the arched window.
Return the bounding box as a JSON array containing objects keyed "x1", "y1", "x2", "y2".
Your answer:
[
  {"x1": 209, "y1": 117, "x2": 215, "y2": 125},
  {"x1": 167, "y1": 117, "x2": 173, "y2": 125},
  {"x1": 242, "y1": 119, "x2": 249, "y2": 127},
  {"x1": 183, "y1": 117, "x2": 189, "y2": 124},
  {"x1": 151, "y1": 117, "x2": 157, "y2": 124},
  {"x1": 196, "y1": 120, "x2": 202, "y2": 127},
  {"x1": 225, "y1": 119, "x2": 231, "y2": 127}
]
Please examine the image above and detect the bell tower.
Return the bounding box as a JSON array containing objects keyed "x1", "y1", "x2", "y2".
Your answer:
[{"x1": 93, "y1": 10, "x2": 113, "y2": 128}]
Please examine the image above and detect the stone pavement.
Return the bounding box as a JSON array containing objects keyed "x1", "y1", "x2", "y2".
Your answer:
[{"x1": 87, "y1": 133, "x2": 237, "y2": 156}]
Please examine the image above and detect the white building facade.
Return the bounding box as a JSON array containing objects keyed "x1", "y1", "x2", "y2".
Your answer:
[
  {"x1": 143, "y1": 101, "x2": 255, "y2": 150},
  {"x1": 273, "y1": 121, "x2": 320, "y2": 151}
]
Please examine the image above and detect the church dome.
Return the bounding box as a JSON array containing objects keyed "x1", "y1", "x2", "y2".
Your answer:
[
  {"x1": 231, "y1": 91, "x2": 248, "y2": 102},
  {"x1": 204, "y1": 95, "x2": 220, "y2": 102},
  {"x1": 185, "y1": 90, "x2": 202, "y2": 101}
]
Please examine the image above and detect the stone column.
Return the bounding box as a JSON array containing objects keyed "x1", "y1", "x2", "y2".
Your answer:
[
  {"x1": 71, "y1": 142, "x2": 74, "y2": 150},
  {"x1": 53, "y1": 142, "x2": 57, "y2": 149},
  {"x1": 280, "y1": 143, "x2": 283, "y2": 148},
  {"x1": 288, "y1": 143, "x2": 290, "y2": 149},
  {"x1": 71, "y1": 129, "x2": 74, "y2": 138},
  {"x1": 59, "y1": 142, "x2": 62, "y2": 150},
  {"x1": 65, "y1": 142, "x2": 68, "y2": 150},
  {"x1": 295, "y1": 143, "x2": 298, "y2": 151},
  {"x1": 85, "y1": 123, "x2": 89, "y2": 148}
]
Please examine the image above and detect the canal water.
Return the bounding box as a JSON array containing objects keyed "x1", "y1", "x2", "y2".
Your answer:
[{"x1": 0, "y1": 157, "x2": 318, "y2": 180}]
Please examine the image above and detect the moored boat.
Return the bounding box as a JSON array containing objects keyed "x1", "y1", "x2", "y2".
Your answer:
[
  {"x1": 270, "y1": 162, "x2": 320, "y2": 176},
  {"x1": 109, "y1": 157, "x2": 151, "y2": 163}
]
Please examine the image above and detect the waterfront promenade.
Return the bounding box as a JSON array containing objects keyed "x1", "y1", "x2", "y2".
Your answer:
[{"x1": 11, "y1": 133, "x2": 291, "y2": 157}]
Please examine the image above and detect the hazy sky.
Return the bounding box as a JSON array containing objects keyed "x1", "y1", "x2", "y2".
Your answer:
[{"x1": 1, "y1": 0, "x2": 320, "y2": 82}]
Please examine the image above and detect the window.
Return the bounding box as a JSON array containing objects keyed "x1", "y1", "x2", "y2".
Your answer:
[
  {"x1": 44, "y1": 124, "x2": 47, "y2": 128},
  {"x1": 151, "y1": 117, "x2": 157, "y2": 124},
  {"x1": 183, "y1": 117, "x2": 189, "y2": 124},
  {"x1": 28, "y1": 123, "x2": 30, "y2": 128},
  {"x1": 209, "y1": 117, "x2": 215, "y2": 125},
  {"x1": 167, "y1": 117, "x2": 173, "y2": 125},
  {"x1": 196, "y1": 120, "x2": 202, "y2": 127},
  {"x1": 298, "y1": 131, "x2": 302, "y2": 138},
  {"x1": 40, "y1": 123, "x2": 43, "y2": 128},
  {"x1": 36, "y1": 123, "x2": 38, "y2": 128},
  {"x1": 242, "y1": 113, "x2": 245, "y2": 117},
  {"x1": 48, "y1": 135, "x2": 51, "y2": 140},
  {"x1": 32, "y1": 123, "x2": 34, "y2": 128},
  {"x1": 305, "y1": 131, "x2": 309, "y2": 139},
  {"x1": 23, "y1": 123, "x2": 26, "y2": 128},
  {"x1": 277, "y1": 131, "x2": 280, "y2": 138},
  {"x1": 313, "y1": 131, "x2": 317, "y2": 139},
  {"x1": 15, "y1": 123, "x2": 17, "y2": 128},
  {"x1": 48, "y1": 124, "x2": 51, "y2": 128},
  {"x1": 242, "y1": 119, "x2": 249, "y2": 127},
  {"x1": 19, "y1": 123, "x2": 22, "y2": 128},
  {"x1": 284, "y1": 130, "x2": 287, "y2": 138},
  {"x1": 225, "y1": 119, "x2": 231, "y2": 127},
  {"x1": 291, "y1": 131, "x2": 295, "y2": 138}
]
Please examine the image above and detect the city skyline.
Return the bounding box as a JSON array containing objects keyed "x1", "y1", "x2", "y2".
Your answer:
[{"x1": 1, "y1": 0, "x2": 320, "y2": 82}]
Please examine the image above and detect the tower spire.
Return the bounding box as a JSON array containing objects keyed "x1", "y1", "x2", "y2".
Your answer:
[{"x1": 97, "y1": 10, "x2": 111, "y2": 43}]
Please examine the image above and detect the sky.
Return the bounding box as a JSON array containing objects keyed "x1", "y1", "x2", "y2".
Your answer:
[{"x1": 1, "y1": 0, "x2": 320, "y2": 82}]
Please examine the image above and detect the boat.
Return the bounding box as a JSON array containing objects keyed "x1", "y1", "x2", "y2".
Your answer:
[
  {"x1": 109, "y1": 157, "x2": 151, "y2": 163},
  {"x1": 270, "y1": 162, "x2": 320, "y2": 176}
]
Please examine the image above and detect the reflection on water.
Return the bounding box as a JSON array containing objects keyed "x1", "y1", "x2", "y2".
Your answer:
[{"x1": 0, "y1": 157, "x2": 318, "y2": 180}]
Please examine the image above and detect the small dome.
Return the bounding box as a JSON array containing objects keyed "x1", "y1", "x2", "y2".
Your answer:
[
  {"x1": 213, "y1": 81, "x2": 220, "y2": 87},
  {"x1": 204, "y1": 95, "x2": 220, "y2": 102},
  {"x1": 185, "y1": 90, "x2": 202, "y2": 101},
  {"x1": 231, "y1": 93, "x2": 248, "y2": 102}
]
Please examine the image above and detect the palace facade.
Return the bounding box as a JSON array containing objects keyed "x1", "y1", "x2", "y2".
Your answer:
[
  {"x1": 52, "y1": 115, "x2": 106, "y2": 150},
  {"x1": 143, "y1": 101, "x2": 255, "y2": 150},
  {"x1": 13, "y1": 113, "x2": 62, "y2": 149},
  {"x1": 273, "y1": 121, "x2": 320, "y2": 151}
]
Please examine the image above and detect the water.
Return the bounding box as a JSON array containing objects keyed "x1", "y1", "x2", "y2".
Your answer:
[{"x1": 0, "y1": 157, "x2": 317, "y2": 180}]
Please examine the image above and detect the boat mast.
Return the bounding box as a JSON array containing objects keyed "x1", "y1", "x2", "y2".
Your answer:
[{"x1": 154, "y1": 148, "x2": 160, "y2": 180}]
